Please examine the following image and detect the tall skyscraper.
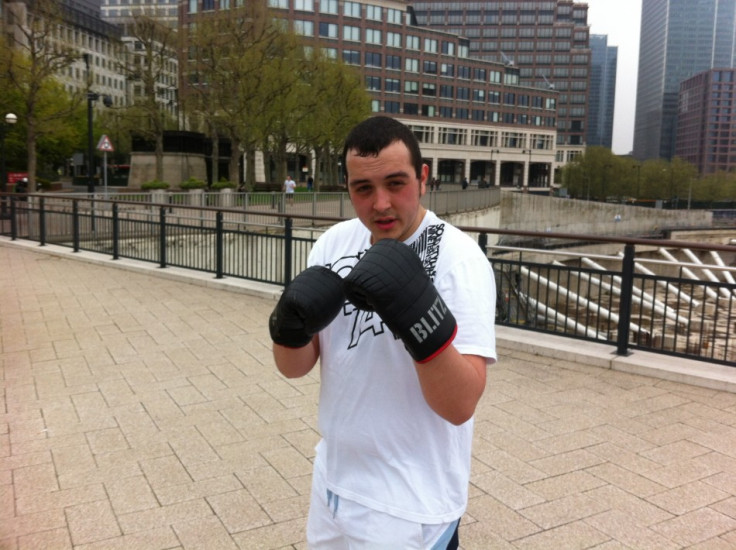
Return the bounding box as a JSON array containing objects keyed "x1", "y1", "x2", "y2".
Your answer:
[
  {"x1": 586, "y1": 35, "x2": 617, "y2": 149},
  {"x1": 409, "y1": 0, "x2": 590, "y2": 163},
  {"x1": 634, "y1": 0, "x2": 736, "y2": 161}
]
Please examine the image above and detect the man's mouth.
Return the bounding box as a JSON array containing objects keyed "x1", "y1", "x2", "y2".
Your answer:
[{"x1": 374, "y1": 218, "x2": 396, "y2": 229}]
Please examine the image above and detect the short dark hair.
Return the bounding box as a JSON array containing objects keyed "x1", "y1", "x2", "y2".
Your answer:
[{"x1": 341, "y1": 116, "x2": 423, "y2": 182}]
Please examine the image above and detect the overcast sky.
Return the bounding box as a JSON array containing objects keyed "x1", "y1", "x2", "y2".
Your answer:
[{"x1": 585, "y1": 0, "x2": 642, "y2": 155}]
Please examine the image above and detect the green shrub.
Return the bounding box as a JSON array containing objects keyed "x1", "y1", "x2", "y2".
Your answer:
[
  {"x1": 212, "y1": 178, "x2": 236, "y2": 190},
  {"x1": 142, "y1": 180, "x2": 170, "y2": 190},
  {"x1": 179, "y1": 177, "x2": 206, "y2": 190}
]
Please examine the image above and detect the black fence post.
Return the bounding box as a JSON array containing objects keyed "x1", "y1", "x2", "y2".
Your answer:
[
  {"x1": 112, "y1": 203, "x2": 119, "y2": 260},
  {"x1": 215, "y1": 211, "x2": 224, "y2": 279},
  {"x1": 38, "y1": 197, "x2": 46, "y2": 246},
  {"x1": 478, "y1": 232, "x2": 488, "y2": 255},
  {"x1": 72, "y1": 200, "x2": 80, "y2": 252},
  {"x1": 10, "y1": 197, "x2": 16, "y2": 240},
  {"x1": 284, "y1": 217, "x2": 293, "y2": 286},
  {"x1": 159, "y1": 206, "x2": 167, "y2": 268},
  {"x1": 616, "y1": 243, "x2": 636, "y2": 356}
]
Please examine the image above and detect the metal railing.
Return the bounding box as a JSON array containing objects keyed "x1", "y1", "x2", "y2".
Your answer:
[{"x1": 2, "y1": 193, "x2": 734, "y2": 367}]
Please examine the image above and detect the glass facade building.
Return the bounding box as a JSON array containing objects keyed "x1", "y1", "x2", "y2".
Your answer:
[
  {"x1": 634, "y1": 0, "x2": 736, "y2": 161},
  {"x1": 586, "y1": 35, "x2": 617, "y2": 149}
]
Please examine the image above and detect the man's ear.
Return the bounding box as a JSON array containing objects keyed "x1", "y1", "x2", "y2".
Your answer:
[{"x1": 419, "y1": 164, "x2": 429, "y2": 196}]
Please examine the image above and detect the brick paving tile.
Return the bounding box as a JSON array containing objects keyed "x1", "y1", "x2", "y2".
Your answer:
[{"x1": 3, "y1": 241, "x2": 736, "y2": 549}]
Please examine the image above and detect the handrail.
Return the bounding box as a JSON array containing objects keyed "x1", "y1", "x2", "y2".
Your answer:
[{"x1": 2, "y1": 193, "x2": 734, "y2": 367}]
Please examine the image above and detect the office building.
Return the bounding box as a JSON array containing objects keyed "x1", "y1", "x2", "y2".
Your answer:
[
  {"x1": 101, "y1": 0, "x2": 179, "y2": 27},
  {"x1": 2, "y1": 0, "x2": 125, "y2": 106},
  {"x1": 676, "y1": 68, "x2": 736, "y2": 175},
  {"x1": 634, "y1": 0, "x2": 736, "y2": 161},
  {"x1": 408, "y1": 0, "x2": 591, "y2": 165},
  {"x1": 586, "y1": 34, "x2": 616, "y2": 149},
  {"x1": 181, "y1": 0, "x2": 560, "y2": 188}
]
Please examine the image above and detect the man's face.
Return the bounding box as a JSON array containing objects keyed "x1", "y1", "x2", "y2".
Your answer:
[{"x1": 345, "y1": 140, "x2": 428, "y2": 244}]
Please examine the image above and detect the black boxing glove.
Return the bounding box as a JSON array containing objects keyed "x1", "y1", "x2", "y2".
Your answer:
[
  {"x1": 269, "y1": 266, "x2": 344, "y2": 348},
  {"x1": 343, "y1": 239, "x2": 457, "y2": 363}
]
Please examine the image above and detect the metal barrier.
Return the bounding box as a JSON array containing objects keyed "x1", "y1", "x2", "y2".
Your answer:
[{"x1": 2, "y1": 193, "x2": 734, "y2": 367}]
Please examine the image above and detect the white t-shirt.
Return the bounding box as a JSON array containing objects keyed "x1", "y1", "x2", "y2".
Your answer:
[
  {"x1": 284, "y1": 179, "x2": 296, "y2": 193},
  {"x1": 308, "y1": 210, "x2": 497, "y2": 524}
]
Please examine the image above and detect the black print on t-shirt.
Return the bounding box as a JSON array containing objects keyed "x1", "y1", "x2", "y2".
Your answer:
[{"x1": 327, "y1": 223, "x2": 445, "y2": 351}]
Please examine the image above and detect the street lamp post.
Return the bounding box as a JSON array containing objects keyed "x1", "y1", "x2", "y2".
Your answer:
[
  {"x1": 1, "y1": 112, "x2": 18, "y2": 217},
  {"x1": 86, "y1": 92, "x2": 113, "y2": 194}
]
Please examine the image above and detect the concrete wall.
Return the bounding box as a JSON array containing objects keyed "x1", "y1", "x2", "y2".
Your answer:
[
  {"x1": 499, "y1": 192, "x2": 713, "y2": 237},
  {"x1": 129, "y1": 152, "x2": 207, "y2": 187}
]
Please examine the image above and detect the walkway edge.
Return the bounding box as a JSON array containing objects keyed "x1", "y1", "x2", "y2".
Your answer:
[{"x1": 497, "y1": 325, "x2": 736, "y2": 393}]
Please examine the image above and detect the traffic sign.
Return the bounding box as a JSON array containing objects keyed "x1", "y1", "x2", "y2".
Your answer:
[{"x1": 97, "y1": 134, "x2": 115, "y2": 152}]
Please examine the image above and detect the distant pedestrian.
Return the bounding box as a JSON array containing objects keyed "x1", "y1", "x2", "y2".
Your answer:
[
  {"x1": 284, "y1": 175, "x2": 296, "y2": 203},
  {"x1": 462, "y1": 177, "x2": 468, "y2": 190},
  {"x1": 307, "y1": 175, "x2": 314, "y2": 192}
]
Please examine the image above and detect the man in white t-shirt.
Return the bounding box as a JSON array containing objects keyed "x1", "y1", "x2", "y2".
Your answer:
[
  {"x1": 270, "y1": 116, "x2": 496, "y2": 549},
  {"x1": 284, "y1": 175, "x2": 296, "y2": 203}
]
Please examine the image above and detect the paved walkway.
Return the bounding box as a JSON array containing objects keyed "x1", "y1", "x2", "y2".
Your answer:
[{"x1": 3, "y1": 239, "x2": 736, "y2": 549}]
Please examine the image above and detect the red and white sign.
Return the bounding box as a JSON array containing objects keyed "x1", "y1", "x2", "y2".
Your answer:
[{"x1": 96, "y1": 134, "x2": 115, "y2": 152}]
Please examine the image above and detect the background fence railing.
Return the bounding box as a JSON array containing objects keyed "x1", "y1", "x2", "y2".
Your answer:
[{"x1": 2, "y1": 193, "x2": 734, "y2": 367}]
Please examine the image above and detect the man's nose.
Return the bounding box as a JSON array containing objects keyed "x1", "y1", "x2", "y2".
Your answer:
[{"x1": 373, "y1": 187, "x2": 391, "y2": 211}]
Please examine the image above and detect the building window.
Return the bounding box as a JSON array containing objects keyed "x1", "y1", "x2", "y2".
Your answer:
[
  {"x1": 371, "y1": 99, "x2": 381, "y2": 112},
  {"x1": 319, "y1": 22, "x2": 337, "y2": 38},
  {"x1": 441, "y1": 63, "x2": 454, "y2": 77},
  {"x1": 268, "y1": 0, "x2": 287, "y2": 7},
  {"x1": 344, "y1": 1, "x2": 361, "y2": 17},
  {"x1": 320, "y1": 0, "x2": 338, "y2": 14},
  {"x1": 343, "y1": 50, "x2": 360, "y2": 65},
  {"x1": 386, "y1": 54, "x2": 401, "y2": 70},
  {"x1": 188, "y1": 0, "x2": 197, "y2": 13},
  {"x1": 456, "y1": 108, "x2": 469, "y2": 119},
  {"x1": 385, "y1": 101, "x2": 400, "y2": 113},
  {"x1": 406, "y1": 35, "x2": 420, "y2": 50},
  {"x1": 405, "y1": 58, "x2": 419, "y2": 73},
  {"x1": 387, "y1": 8, "x2": 402, "y2": 24},
  {"x1": 423, "y1": 60, "x2": 437, "y2": 74},
  {"x1": 424, "y1": 38, "x2": 438, "y2": 53},
  {"x1": 294, "y1": 0, "x2": 313, "y2": 10},
  {"x1": 474, "y1": 68, "x2": 486, "y2": 82},
  {"x1": 439, "y1": 127, "x2": 465, "y2": 145},
  {"x1": 457, "y1": 87, "x2": 470, "y2": 101},
  {"x1": 366, "y1": 29, "x2": 382, "y2": 45},
  {"x1": 293, "y1": 20, "x2": 313, "y2": 36},
  {"x1": 387, "y1": 32, "x2": 401, "y2": 48},
  {"x1": 385, "y1": 78, "x2": 400, "y2": 93},
  {"x1": 203, "y1": 0, "x2": 215, "y2": 10},
  {"x1": 405, "y1": 80, "x2": 419, "y2": 94},
  {"x1": 440, "y1": 106, "x2": 453, "y2": 118},
  {"x1": 404, "y1": 103, "x2": 419, "y2": 115},
  {"x1": 441, "y1": 41, "x2": 455, "y2": 56},
  {"x1": 366, "y1": 76, "x2": 381, "y2": 90},
  {"x1": 457, "y1": 66, "x2": 471, "y2": 79},
  {"x1": 421, "y1": 105, "x2": 436, "y2": 117},
  {"x1": 365, "y1": 51, "x2": 382, "y2": 67},
  {"x1": 422, "y1": 82, "x2": 436, "y2": 97},
  {"x1": 473, "y1": 89, "x2": 485, "y2": 102},
  {"x1": 366, "y1": 5, "x2": 382, "y2": 21},
  {"x1": 343, "y1": 26, "x2": 360, "y2": 41},
  {"x1": 440, "y1": 85, "x2": 453, "y2": 98}
]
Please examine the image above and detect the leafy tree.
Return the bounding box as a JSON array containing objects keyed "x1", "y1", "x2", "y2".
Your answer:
[
  {"x1": 1, "y1": 0, "x2": 81, "y2": 186},
  {"x1": 298, "y1": 48, "x2": 371, "y2": 188},
  {"x1": 116, "y1": 15, "x2": 178, "y2": 183}
]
